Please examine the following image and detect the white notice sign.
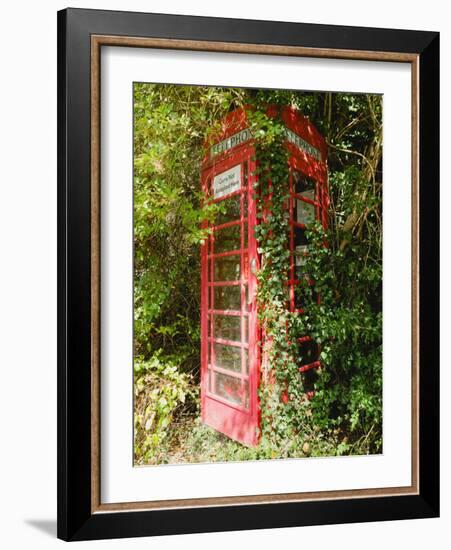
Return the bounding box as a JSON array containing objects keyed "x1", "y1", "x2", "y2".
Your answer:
[{"x1": 213, "y1": 165, "x2": 241, "y2": 199}]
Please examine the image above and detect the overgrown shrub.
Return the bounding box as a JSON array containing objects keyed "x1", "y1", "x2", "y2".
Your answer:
[{"x1": 134, "y1": 355, "x2": 198, "y2": 464}]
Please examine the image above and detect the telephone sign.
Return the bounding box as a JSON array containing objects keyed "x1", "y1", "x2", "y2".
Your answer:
[
  {"x1": 210, "y1": 128, "x2": 252, "y2": 159},
  {"x1": 213, "y1": 164, "x2": 241, "y2": 199}
]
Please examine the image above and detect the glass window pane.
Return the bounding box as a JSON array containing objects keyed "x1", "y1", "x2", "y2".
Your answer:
[
  {"x1": 213, "y1": 315, "x2": 242, "y2": 342},
  {"x1": 295, "y1": 198, "x2": 315, "y2": 225},
  {"x1": 294, "y1": 227, "x2": 308, "y2": 247},
  {"x1": 214, "y1": 343, "x2": 241, "y2": 372},
  {"x1": 299, "y1": 189, "x2": 315, "y2": 201},
  {"x1": 293, "y1": 171, "x2": 315, "y2": 194},
  {"x1": 214, "y1": 224, "x2": 241, "y2": 254},
  {"x1": 294, "y1": 285, "x2": 305, "y2": 310},
  {"x1": 295, "y1": 245, "x2": 308, "y2": 278},
  {"x1": 298, "y1": 341, "x2": 319, "y2": 365},
  {"x1": 214, "y1": 372, "x2": 243, "y2": 405},
  {"x1": 214, "y1": 285, "x2": 241, "y2": 310},
  {"x1": 214, "y1": 255, "x2": 240, "y2": 281},
  {"x1": 216, "y1": 194, "x2": 241, "y2": 225}
]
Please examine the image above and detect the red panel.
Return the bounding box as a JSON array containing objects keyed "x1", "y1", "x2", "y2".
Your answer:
[
  {"x1": 202, "y1": 396, "x2": 258, "y2": 447},
  {"x1": 299, "y1": 361, "x2": 322, "y2": 373},
  {"x1": 201, "y1": 144, "x2": 260, "y2": 447},
  {"x1": 279, "y1": 105, "x2": 328, "y2": 161}
]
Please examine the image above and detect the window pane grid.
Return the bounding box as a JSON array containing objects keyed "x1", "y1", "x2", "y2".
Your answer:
[{"x1": 206, "y1": 161, "x2": 250, "y2": 409}]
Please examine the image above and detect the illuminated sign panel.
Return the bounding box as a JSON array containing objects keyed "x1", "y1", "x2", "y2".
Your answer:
[
  {"x1": 210, "y1": 129, "x2": 252, "y2": 158},
  {"x1": 210, "y1": 126, "x2": 322, "y2": 161},
  {"x1": 284, "y1": 127, "x2": 322, "y2": 161}
]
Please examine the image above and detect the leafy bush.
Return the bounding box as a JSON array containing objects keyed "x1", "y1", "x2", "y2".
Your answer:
[
  {"x1": 134, "y1": 354, "x2": 198, "y2": 464},
  {"x1": 304, "y1": 168, "x2": 383, "y2": 453}
]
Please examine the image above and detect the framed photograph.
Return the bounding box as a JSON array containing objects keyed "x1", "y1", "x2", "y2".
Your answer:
[{"x1": 57, "y1": 8, "x2": 439, "y2": 541}]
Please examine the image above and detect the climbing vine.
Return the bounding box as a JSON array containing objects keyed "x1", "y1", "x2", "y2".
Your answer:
[
  {"x1": 248, "y1": 103, "x2": 313, "y2": 455},
  {"x1": 249, "y1": 95, "x2": 382, "y2": 456}
]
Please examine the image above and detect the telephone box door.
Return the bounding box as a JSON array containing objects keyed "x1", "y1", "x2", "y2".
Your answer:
[{"x1": 200, "y1": 148, "x2": 260, "y2": 447}]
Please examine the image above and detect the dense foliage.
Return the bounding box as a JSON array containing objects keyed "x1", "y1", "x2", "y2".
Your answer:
[{"x1": 133, "y1": 84, "x2": 382, "y2": 464}]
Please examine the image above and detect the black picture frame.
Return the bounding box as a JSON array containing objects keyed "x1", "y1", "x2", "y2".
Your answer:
[{"x1": 57, "y1": 7, "x2": 439, "y2": 541}]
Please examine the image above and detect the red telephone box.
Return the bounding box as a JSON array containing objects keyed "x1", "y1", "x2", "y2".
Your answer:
[{"x1": 200, "y1": 106, "x2": 328, "y2": 446}]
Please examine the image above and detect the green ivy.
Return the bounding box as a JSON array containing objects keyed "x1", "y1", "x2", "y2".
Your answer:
[
  {"x1": 249, "y1": 99, "x2": 382, "y2": 455},
  {"x1": 134, "y1": 353, "x2": 198, "y2": 464},
  {"x1": 247, "y1": 103, "x2": 307, "y2": 451}
]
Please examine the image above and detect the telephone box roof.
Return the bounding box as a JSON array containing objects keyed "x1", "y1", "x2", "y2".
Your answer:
[{"x1": 202, "y1": 105, "x2": 328, "y2": 168}]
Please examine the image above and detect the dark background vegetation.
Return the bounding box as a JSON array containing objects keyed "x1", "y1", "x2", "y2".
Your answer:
[{"x1": 133, "y1": 83, "x2": 382, "y2": 465}]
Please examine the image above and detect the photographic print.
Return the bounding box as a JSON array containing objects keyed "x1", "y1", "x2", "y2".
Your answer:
[
  {"x1": 58, "y1": 11, "x2": 439, "y2": 539},
  {"x1": 133, "y1": 84, "x2": 383, "y2": 466}
]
